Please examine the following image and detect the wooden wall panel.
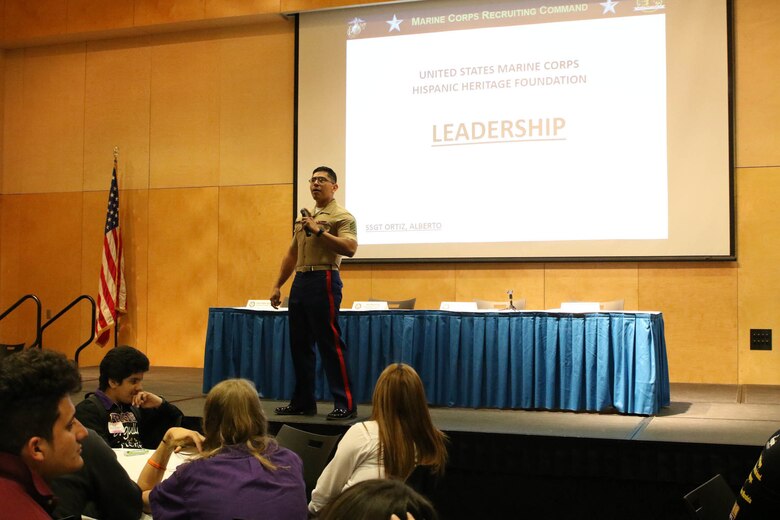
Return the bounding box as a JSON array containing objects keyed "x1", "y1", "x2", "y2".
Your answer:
[
  {"x1": 217, "y1": 184, "x2": 292, "y2": 307},
  {"x1": 205, "y1": 0, "x2": 279, "y2": 18},
  {"x1": 455, "y1": 263, "x2": 546, "y2": 310},
  {"x1": 149, "y1": 33, "x2": 219, "y2": 188},
  {"x1": 67, "y1": 0, "x2": 135, "y2": 34},
  {"x1": 84, "y1": 38, "x2": 151, "y2": 191},
  {"x1": 218, "y1": 22, "x2": 295, "y2": 186},
  {"x1": 0, "y1": 193, "x2": 84, "y2": 358},
  {"x1": 77, "y1": 190, "x2": 106, "y2": 367},
  {"x1": 737, "y1": 167, "x2": 780, "y2": 383},
  {"x1": 734, "y1": 0, "x2": 780, "y2": 167},
  {"x1": 0, "y1": 49, "x2": 4, "y2": 194},
  {"x1": 281, "y1": 0, "x2": 395, "y2": 14},
  {"x1": 147, "y1": 187, "x2": 217, "y2": 367},
  {"x1": 370, "y1": 265, "x2": 456, "y2": 310},
  {"x1": 1, "y1": 48, "x2": 22, "y2": 196},
  {"x1": 340, "y1": 263, "x2": 373, "y2": 306},
  {"x1": 134, "y1": 0, "x2": 205, "y2": 26},
  {"x1": 4, "y1": 0, "x2": 67, "y2": 41},
  {"x1": 639, "y1": 263, "x2": 738, "y2": 384},
  {"x1": 3, "y1": 44, "x2": 86, "y2": 194},
  {"x1": 117, "y1": 189, "x2": 150, "y2": 355},
  {"x1": 544, "y1": 263, "x2": 639, "y2": 310},
  {"x1": 0, "y1": 193, "x2": 26, "y2": 343}
]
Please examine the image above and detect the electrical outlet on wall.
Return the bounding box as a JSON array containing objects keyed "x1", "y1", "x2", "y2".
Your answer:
[{"x1": 750, "y1": 329, "x2": 772, "y2": 350}]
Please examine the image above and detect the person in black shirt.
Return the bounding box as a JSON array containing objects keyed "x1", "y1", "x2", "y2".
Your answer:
[
  {"x1": 75, "y1": 345, "x2": 182, "y2": 449},
  {"x1": 731, "y1": 429, "x2": 780, "y2": 519},
  {"x1": 50, "y1": 428, "x2": 142, "y2": 520}
]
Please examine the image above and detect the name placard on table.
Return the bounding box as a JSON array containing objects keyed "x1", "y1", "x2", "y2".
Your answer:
[
  {"x1": 244, "y1": 300, "x2": 281, "y2": 310},
  {"x1": 351, "y1": 301, "x2": 389, "y2": 310}
]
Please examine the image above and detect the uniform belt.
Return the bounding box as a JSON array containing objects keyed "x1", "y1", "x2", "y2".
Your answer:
[{"x1": 296, "y1": 265, "x2": 338, "y2": 272}]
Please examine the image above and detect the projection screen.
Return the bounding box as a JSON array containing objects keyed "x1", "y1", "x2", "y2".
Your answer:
[{"x1": 296, "y1": 0, "x2": 733, "y2": 262}]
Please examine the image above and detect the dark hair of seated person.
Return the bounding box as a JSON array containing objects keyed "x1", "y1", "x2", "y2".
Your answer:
[{"x1": 317, "y1": 479, "x2": 438, "y2": 520}]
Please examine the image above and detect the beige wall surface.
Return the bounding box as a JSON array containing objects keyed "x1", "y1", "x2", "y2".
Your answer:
[{"x1": 0, "y1": 0, "x2": 779, "y2": 386}]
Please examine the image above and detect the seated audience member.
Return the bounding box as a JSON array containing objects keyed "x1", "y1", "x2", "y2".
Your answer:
[
  {"x1": 318, "y1": 479, "x2": 438, "y2": 520},
  {"x1": 76, "y1": 345, "x2": 183, "y2": 449},
  {"x1": 50, "y1": 428, "x2": 142, "y2": 520},
  {"x1": 731, "y1": 429, "x2": 780, "y2": 519},
  {"x1": 309, "y1": 363, "x2": 448, "y2": 514},
  {"x1": 139, "y1": 378, "x2": 308, "y2": 520},
  {"x1": 0, "y1": 348, "x2": 88, "y2": 519}
]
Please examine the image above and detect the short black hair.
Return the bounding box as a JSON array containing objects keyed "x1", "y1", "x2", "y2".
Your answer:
[
  {"x1": 0, "y1": 349, "x2": 82, "y2": 454},
  {"x1": 312, "y1": 166, "x2": 337, "y2": 183},
  {"x1": 98, "y1": 345, "x2": 150, "y2": 391},
  {"x1": 318, "y1": 479, "x2": 439, "y2": 520}
]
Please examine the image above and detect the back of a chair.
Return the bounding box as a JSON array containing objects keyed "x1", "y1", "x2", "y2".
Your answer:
[
  {"x1": 475, "y1": 299, "x2": 526, "y2": 310},
  {"x1": 683, "y1": 474, "x2": 736, "y2": 520},
  {"x1": 275, "y1": 424, "x2": 342, "y2": 497},
  {"x1": 599, "y1": 299, "x2": 625, "y2": 311},
  {"x1": 369, "y1": 297, "x2": 416, "y2": 310}
]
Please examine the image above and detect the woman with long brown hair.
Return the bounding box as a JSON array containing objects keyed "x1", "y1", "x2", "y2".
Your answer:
[
  {"x1": 138, "y1": 378, "x2": 307, "y2": 520},
  {"x1": 308, "y1": 363, "x2": 447, "y2": 514}
]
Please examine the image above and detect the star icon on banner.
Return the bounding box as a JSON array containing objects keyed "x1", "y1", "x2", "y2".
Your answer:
[
  {"x1": 600, "y1": 0, "x2": 619, "y2": 14},
  {"x1": 387, "y1": 14, "x2": 403, "y2": 32}
]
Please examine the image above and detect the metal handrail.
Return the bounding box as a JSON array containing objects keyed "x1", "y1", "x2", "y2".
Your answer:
[
  {"x1": 0, "y1": 294, "x2": 42, "y2": 349},
  {"x1": 40, "y1": 295, "x2": 96, "y2": 365}
]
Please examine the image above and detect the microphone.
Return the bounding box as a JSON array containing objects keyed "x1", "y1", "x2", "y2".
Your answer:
[{"x1": 301, "y1": 208, "x2": 312, "y2": 237}]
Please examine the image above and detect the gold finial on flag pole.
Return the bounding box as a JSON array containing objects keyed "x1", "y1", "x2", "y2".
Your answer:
[{"x1": 113, "y1": 146, "x2": 119, "y2": 161}]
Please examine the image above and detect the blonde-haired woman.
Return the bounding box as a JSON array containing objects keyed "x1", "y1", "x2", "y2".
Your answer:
[
  {"x1": 139, "y1": 378, "x2": 307, "y2": 520},
  {"x1": 308, "y1": 363, "x2": 447, "y2": 514}
]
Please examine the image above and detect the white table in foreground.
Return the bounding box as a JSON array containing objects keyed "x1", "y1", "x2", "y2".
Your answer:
[{"x1": 113, "y1": 448, "x2": 193, "y2": 520}]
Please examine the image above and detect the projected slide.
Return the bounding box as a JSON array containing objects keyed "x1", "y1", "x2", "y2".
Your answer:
[
  {"x1": 345, "y1": 10, "x2": 668, "y2": 246},
  {"x1": 298, "y1": 0, "x2": 732, "y2": 260}
]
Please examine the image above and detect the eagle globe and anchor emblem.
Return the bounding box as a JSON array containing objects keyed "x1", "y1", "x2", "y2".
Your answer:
[{"x1": 347, "y1": 17, "x2": 366, "y2": 38}]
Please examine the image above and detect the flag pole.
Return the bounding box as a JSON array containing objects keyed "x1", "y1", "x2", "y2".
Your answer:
[{"x1": 113, "y1": 146, "x2": 120, "y2": 349}]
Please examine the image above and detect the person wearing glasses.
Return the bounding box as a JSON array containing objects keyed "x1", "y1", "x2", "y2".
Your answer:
[{"x1": 270, "y1": 166, "x2": 359, "y2": 420}]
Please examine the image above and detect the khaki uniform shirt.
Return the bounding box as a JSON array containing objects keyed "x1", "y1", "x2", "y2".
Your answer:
[{"x1": 294, "y1": 199, "x2": 358, "y2": 269}]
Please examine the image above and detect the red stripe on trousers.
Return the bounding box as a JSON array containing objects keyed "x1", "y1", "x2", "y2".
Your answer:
[{"x1": 326, "y1": 271, "x2": 353, "y2": 410}]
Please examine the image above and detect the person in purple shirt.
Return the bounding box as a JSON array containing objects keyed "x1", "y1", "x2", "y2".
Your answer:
[{"x1": 137, "y1": 378, "x2": 308, "y2": 520}]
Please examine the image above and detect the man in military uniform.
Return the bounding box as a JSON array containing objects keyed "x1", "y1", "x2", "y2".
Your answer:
[
  {"x1": 731, "y1": 429, "x2": 780, "y2": 518},
  {"x1": 270, "y1": 166, "x2": 358, "y2": 420}
]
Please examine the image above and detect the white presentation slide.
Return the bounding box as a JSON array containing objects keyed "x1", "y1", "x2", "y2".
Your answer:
[{"x1": 345, "y1": 14, "x2": 668, "y2": 245}]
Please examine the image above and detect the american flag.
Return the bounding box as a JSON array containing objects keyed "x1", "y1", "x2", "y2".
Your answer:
[{"x1": 96, "y1": 159, "x2": 126, "y2": 347}]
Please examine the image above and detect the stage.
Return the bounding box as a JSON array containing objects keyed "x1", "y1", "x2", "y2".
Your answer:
[{"x1": 77, "y1": 366, "x2": 780, "y2": 519}]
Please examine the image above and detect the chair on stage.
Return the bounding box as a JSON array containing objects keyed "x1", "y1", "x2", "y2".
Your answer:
[
  {"x1": 683, "y1": 474, "x2": 736, "y2": 520},
  {"x1": 368, "y1": 297, "x2": 417, "y2": 310},
  {"x1": 559, "y1": 300, "x2": 624, "y2": 312},
  {"x1": 599, "y1": 299, "x2": 624, "y2": 311},
  {"x1": 474, "y1": 299, "x2": 526, "y2": 310},
  {"x1": 274, "y1": 424, "x2": 342, "y2": 498}
]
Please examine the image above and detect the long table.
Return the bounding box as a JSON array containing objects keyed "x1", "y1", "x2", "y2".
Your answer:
[{"x1": 203, "y1": 309, "x2": 670, "y2": 415}]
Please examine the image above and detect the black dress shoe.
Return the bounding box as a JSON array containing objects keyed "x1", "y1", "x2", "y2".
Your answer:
[
  {"x1": 274, "y1": 404, "x2": 317, "y2": 416},
  {"x1": 326, "y1": 408, "x2": 357, "y2": 420}
]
